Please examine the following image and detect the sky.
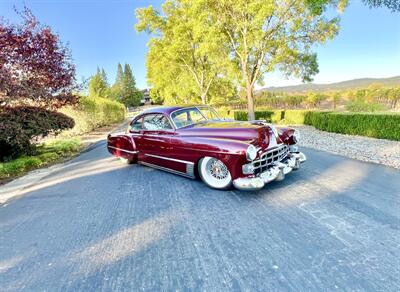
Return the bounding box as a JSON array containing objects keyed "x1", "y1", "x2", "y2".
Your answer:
[{"x1": 0, "y1": 0, "x2": 399, "y2": 89}]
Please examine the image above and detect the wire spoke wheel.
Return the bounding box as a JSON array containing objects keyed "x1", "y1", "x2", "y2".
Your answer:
[{"x1": 199, "y1": 157, "x2": 232, "y2": 189}]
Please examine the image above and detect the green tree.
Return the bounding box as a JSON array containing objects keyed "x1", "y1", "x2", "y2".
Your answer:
[
  {"x1": 149, "y1": 88, "x2": 165, "y2": 105},
  {"x1": 110, "y1": 63, "x2": 124, "y2": 101},
  {"x1": 88, "y1": 67, "x2": 109, "y2": 98},
  {"x1": 136, "y1": 1, "x2": 234, "y2": 105},
  {"x1": 116, "y1": 63, "x2": 124, "y2": 86},
  {"x1": 306, "y1": 92, "x2": 327, "y2": 108},
  {"x1": 202, "y1": 0, "x2": 344, "y2": 120},
  {"x1": 387, "y1": 87, "x2": 400, "y2": 109},
  {"x1": 121, "y1": 64, "x2": 142, "y2": 107},
  {"x1": 332, "y1": 92, "x2": 341, "y2": 110},
  {"x1": 362, "y1": 0, "x2": 400, "y2": 12}
]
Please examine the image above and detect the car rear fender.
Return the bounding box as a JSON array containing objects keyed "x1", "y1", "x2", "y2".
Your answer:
[{"x1": 107, "y1": 132, "x2": 137, "y2": 160}]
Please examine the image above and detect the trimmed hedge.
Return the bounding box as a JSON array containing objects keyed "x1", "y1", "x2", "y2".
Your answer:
[
  {"x1": 234, "y1": 109, "x2": 400, "y2": 141},
  {"x1": 282, "y1": 110, "x2": 313, "y2": 124},
  {"x1": 215, "y1": 106, "x2": 235, "y2": 119},
  {"x1": 234, "y1": 110, "x2": 283, "y2": 123},
  {"x1": 304, "y1": 112, "x2": 400, "y2": 141},
  {"x1": 60, "y1": 96, "x2": 126, "y2": 136}
]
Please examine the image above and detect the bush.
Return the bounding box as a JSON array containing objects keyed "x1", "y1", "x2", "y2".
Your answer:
[
  {"x1": 0, "y1": 107, "x2": 75, "y2": 161},
  {"x1": 346, "y1": 100, "x2": 385, "y2": 112},
  {"x1": 215, "y1": 106, "x2": 234, "y2": 119},
  {"x1": 233, "y1": 109, "x2": 399, "y2": 140},
  {"x1": 234, "y1": 109, "x2": 305, "y2": 124},
  {"x1": 60, "y1": 96, "x2": 126, "y2": 136},
  {"x1": 281, "y1": 110, "x2": 312, "y2": 124},
  {"x1": 233, "y1": 111, "x2": 248, "y2": 121},
  {"x1": 234, "y1": 110, "x2": 283, "y2": 122},
  {"x1": 304, "y1": 112, "x2": 400, "y2": 140}
]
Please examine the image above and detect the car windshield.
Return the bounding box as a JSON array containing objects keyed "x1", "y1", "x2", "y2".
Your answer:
[{"x1": 171, "y1": 107, "x2": 221, "y2": 128}]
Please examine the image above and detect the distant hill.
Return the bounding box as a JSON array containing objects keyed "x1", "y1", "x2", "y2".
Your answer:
[{"x1": 259, "y1": 76, "x2": 400, "y2": 93}]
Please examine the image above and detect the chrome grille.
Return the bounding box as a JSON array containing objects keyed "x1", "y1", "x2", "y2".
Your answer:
[{"x1": 252, "y1": 144, "x2": 290, "y2": 174}]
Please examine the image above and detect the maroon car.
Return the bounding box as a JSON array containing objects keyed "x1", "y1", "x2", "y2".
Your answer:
[{"x1": 107, "y1": 105, "x2": 306, "y2": 190}]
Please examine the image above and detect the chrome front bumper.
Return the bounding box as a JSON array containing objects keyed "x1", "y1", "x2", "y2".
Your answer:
[{"x1": 233, "y1": 152, "x2": 307, "y2": 191}]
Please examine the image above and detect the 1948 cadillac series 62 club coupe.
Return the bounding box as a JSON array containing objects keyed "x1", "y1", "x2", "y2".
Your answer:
[{"x1": 107, "y1": 105, "x2": 306, "y2": 190}]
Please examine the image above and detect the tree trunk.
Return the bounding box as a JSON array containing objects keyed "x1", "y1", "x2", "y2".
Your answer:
[
  {"x1": 246, "y1": 82, "x2": 255, "y2": 120},
  {"x1": 200, "y1": 92, "x2": 207, "y2": 104}
]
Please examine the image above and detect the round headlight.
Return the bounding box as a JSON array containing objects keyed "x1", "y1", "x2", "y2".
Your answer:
[
  {"x1": 293, "y1": 129, "x2": 301, "y2": 143},
  {"x1": 246, "y1": 144, "x2": 257, "y2": 161}
]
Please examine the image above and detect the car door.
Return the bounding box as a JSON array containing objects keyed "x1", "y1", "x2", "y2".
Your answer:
[{"x1": 139, "y1": 114, "x2": 176, "y2": 169}]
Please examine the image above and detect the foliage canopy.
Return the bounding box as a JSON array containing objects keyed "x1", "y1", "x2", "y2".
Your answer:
[
  {"x1": 136, "y1": 1, "x2": 236, "y2": 105},
  {"x1": 137, "y1": 0, "x2": 345, "y2": 119},
  {"x1": 0, "y1": 8, "x2": 77, "y2": 109}
]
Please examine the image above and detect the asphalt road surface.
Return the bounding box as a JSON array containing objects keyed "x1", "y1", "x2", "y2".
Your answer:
[{"x1": 1, "y1": 141, "x2": 399, "y2": 291}]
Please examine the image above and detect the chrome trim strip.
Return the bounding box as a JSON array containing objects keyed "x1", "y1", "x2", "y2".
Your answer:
[
  {"x1": 144, "y1": 154, "x2": 194, "y2": 165},
  {"x1": 108, "y1": 146, "x2": 138, "y2": 154},
  {"x1": 139, "y1": 161, "x2": 195, "y2": 179},
  {"x1": 142, "y1": 134, "x2": 174, "y2": 137}
]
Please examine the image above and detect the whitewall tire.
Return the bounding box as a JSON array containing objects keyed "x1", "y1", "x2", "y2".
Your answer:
[{"x1": 198, "y1": 157, "x2": 232, "y2": 190}]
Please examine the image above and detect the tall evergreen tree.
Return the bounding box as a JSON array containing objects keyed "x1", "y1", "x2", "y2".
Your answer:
[
  {"x1": 116, "y1": 63, "x2": 124, "y2": 85},
  {"x1": 121, "y1": 64, "x2": 142, "y2": 107},
  {"x1": 88, "y1": 67, "x2": 109, "y2": 98},
  {"x1": 101, "y1": 68, "x2": 109, "y2": 87},
  {"x1": 110, "y1": 63, "x2": 124, "y2": 101}
]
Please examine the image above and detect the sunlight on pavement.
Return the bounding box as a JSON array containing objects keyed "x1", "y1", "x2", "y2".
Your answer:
[
  {"x1": 13, "y1": 157, "x2": 126, "y2": 198},
  {"x1": 268, "y1": 161, "x2": 369, "y2": 206},
  {"x1": 309, "y1": 160, "x2": 368, "y2": 192},
  {"x1": 0, "y1": 255, "x2": 25, "y2": 273},
  {"x1": 71, "y1": 211, "x2": 179, "y2": 275}
]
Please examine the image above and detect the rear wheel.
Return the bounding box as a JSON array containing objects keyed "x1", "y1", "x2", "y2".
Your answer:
[{"x1": 198, "y1": 157, "x2": 232, "y2": 190}]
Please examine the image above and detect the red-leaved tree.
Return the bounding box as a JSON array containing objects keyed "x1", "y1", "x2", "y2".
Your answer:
[
  {"x1": 0, "y1": 8, "x2": 77, "y2": 109},
  {"x1": 0, "y1": 8, "x2": 77, "y2": 160}
]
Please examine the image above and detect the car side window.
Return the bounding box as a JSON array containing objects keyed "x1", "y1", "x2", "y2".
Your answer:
[
  {"x1": 143, "y1": 114, "x2": 173, "y2": 130},
  {"x1": 130, "y1": 117, "x2": 143, "y2": 131}
]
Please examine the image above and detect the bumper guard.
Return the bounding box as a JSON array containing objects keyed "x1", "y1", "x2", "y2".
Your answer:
[{"x1": 233, "y1": 152, "x2": 306, "y2": 191}]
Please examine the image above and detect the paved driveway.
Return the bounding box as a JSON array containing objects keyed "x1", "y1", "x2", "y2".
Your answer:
[{"x1": 1, "y1": 142, "x2": 399, "y2": 291}]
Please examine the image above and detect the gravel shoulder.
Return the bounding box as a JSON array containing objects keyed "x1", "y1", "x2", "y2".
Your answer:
[{"x1": 295, "y1": 125, "x2": 400, "y2": 169}]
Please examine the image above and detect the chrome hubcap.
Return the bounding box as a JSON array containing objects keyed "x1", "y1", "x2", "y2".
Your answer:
[
  {"x1": 209, "y1": 160, "x2": 229, "y2": 180},
  {"x1": 200, "y1": 157, "x2": 232, "y2": 189}
]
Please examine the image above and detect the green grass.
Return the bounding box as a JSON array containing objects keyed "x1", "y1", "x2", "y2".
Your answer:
[{"x1": 0, "y1": 138, "x2": 82, "y2": 182}]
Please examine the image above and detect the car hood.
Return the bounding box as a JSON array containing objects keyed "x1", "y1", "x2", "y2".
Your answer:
[{"x1": 177, "y1": 120, "x2": 282, "y2": 148}]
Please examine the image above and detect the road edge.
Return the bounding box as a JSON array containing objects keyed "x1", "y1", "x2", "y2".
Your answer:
[{"x1": 0, "y1": 120, "x2": 129, "y2": 205}]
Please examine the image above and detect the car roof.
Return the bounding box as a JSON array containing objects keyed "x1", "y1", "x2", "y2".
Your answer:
[{"x1": 140, "y1": 105, "x2": 207, "y2": 116}]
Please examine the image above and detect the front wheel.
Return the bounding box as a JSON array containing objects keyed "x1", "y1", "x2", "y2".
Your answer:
[{"x1": 198, "y1": 157, "x2": 232, "y2": 190}]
